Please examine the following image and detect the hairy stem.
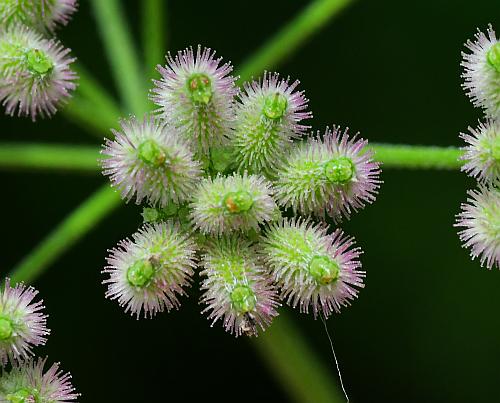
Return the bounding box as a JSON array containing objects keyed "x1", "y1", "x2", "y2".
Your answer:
[
  {"x1": 90, "y1": 0, "x2": 148, "y2": 116},
  {"x1": 9, "y1": 186, "x2": 121, "y2": 284},
  {"x1": 0, "y1": 143, "x2": 464, "y2": 172},
  {"x1": 237, "y1": 0, "x2": 352, "y2": 82},
  {"x1": 252, "y1": 312, "x2": 344, "y2": 403},
  {"x1": 371, "y1": 144, "x2": 463, "y2": 169},
  {"x1": 142, "y1": 0, "x2": 166, "y2": 77}
]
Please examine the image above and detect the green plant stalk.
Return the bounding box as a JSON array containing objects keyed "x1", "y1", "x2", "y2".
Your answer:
[
  {"x1": 237, "y1": 0, "x2": 352, "y2": 83},
  {"x1": 0, "y1": 144, "x2": 99, "y2": 171},
  {"x1": 0, "y1": 144, "x2": 464, "y2": 172},
  {"x1": 371, "y1": 144, "x2": 463, "y2": 169},
  {"x1": 90, "y1": 0, "x2": 148, "y2": 116},
  {"x1": 142, "y1": 0, "x2": 166, "y2": 77},
  {"x1": 252, "y1": 312, "x2": 344, "y2": 403},
  {"x1": 63, "y1": 95, "x2": 119, "y2": 135},
  {"x1": 9, "y1": 185, "x2": 121, "y2": 284}
]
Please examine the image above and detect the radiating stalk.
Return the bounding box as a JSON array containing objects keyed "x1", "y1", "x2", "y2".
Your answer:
[
  {"x1": 237, "y1": 0, "x2": 352, "y2": 83},
  {"x1": 252, "y1": 312, "x2": 345, "y2": 403},
  {"x1": 371, "y1": 144, "x2": 463, "y2": 170},
  {"x1": 142, "y1": 0, "x2": 167, "y2": 76},
  {"x1": 0, "y1": 144, "x2": 100, "y2": 172},
  {"x1": 9, "y1": 186, "x2": 121, "y2": 284},
  {"x1": 90, "y1": 0, "x2": 148, "y2": 116},
  {"x1": 0, "y1": 143, "x2": 465, "y2": 172}
]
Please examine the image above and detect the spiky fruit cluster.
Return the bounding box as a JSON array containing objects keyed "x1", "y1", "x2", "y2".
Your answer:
[
  {"x1": 200, "y1": 237, "x2": 279, "y2": 336},
  {"x1": 457, "y1": 25, "x2": 500, "y2": 269},
  {"x1": 102, "y1": 46, "x2": 381, "y2": 336},
  {"x1": 0, "y1": 278, "x2": 79, "y2": 399},
  {"x1": 0, "y1": 357, "x2": 79, "y2": 402},
  {"x1": 103, "y1": 222, "x2": 197, "y2": 318},
  {"x1": 0, "y1": 24, "x2": 76, "y2": 120},
  {"x1": 232, "y1": 72, "x2": 311, "y2": 175},
  {"x1": 101, "y1": 115, "x2": 202, "y2": 207},
  {"x1": 151, "y1": 45, "x2": 237, "y2": 159},
  {"x1": 0, "y1": 279, "x2": 49, "y2": 366},
  {"x1": 274, "y1": 126, "x2": 381, "y2": 222},
  {"x1": 0, "y1": 0, "x2": 77, "y2": 32},
  {"x1": 260, "y1": 219, "x2": 364, "y2": 318}
]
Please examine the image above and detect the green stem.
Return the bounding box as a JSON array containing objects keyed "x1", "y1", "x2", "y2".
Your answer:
[
  {"x1": 237, "y1": 0, "x2": 352, "y2": 82},
  {"x1": 63, "y1": 95, "x2": 119, "y2": 136},
  {"x1": 371, "y1": 144, "x2": 463, "y2": 169},
  {"x1": 142, "y1": 0, "x2": 166, "y2": 77},
  {"x1": 90, "y1": 0, "x2": 148, "y2": 116},
  {"x1": 252, "y1": 312, "x2": 344, "y2": 403},
  {"x1": 0, "y1": 143, "x2": 464, "y2": 172},
  {"x1": 9, "y1": 185, "x2": 121, "y2": 284},
  {"x1": 0, "y1": 144, "x2": 100, "y2": 172}
]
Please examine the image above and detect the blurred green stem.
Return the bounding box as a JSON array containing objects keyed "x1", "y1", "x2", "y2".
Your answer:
[
  {"x1": 253, "y1": 312, "x2": 344, "y2": 403},
  {"x1": 237, "y1": 0, "x2": 352, "y2": 82},
  {"x1": 142, "y1": 0, "x2": 166, "y2": 77},
  {"x1": 0, "y1": 143, "x2": 464, "y2": 172},
  {"x1": 90, "y1": 0, "x2": 148, "y2": 116},
  {"x1": 0, "y1": 144, "x2": 99, "y2": 171},
  {"x1": 9, "y1": 186, "x2": 121, "y2": 284}
]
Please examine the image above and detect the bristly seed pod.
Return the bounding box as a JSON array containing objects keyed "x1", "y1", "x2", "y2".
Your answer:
[
  {"x1": 103, "y1": 222, "x2": 197, "y2": 319},
  {"x1": 0, "y1": 357, "x2": 79, "y2": 402},
  {"x1": 101, "y1": 115, "x2": 202, "y2": 207},
  {"x1": 0, "y1": 278, "x2": 49, "y2": 366},
  {"x1": 0, "y1": 24, "x2": 77, "y2": 120},
  {"x1": 190, "y1": 172, "x2": 278, "y2": 235},
  {"x1": 260, "y1": 218, "x2": 365, "y2": 318},
  {"x1": 455, "y1": 185, "x2": 499, "y2": 269},
  {"x1": 151, "y1": 45, "x2": 237, "y2": 158},
  {"x1": 461, "y1": 24, "x2": 500, "y2": 119},
  {"x1": 460, "y1": 120, "x2": 500, "y2": 185},
  {"x1": 274, "y1": 126, "x2": 381, "y2": 222},
  {"x1": 200, "y1": 236, "x2": 279, "y2": 337},
  {"x1": 0, "y1": 0, "x2": 78, "y2": 33},
  {"x1": 232, "y1": 72, "x2": 312, "y2": 175}
]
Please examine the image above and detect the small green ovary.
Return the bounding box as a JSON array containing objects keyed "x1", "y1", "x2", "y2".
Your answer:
[
  {"x1": 230, "y1": 285, "x2": 257, "y2": 313},
  {"x1": 127, "y1": 259, "x2": 155, "y2": 287},
  {"x1": 24, "y1": 48, "x2": 53, "y2": 75},
  {"x1": 223, "y1": 191, "x2": 254, "y2": 214},
  {"x1": 487, "y1": 42, "x2": 500, "y2": 73},
  {"x1": 263, "y1": 92, "x2": 288, "y2": 120},
  {"x1": 187, "y1": 73, "x2": 213, "y2": 104},
  {"x1": 490, "y1": 133, "x2": 500, "y2": 161},
  {"x1": 324, "y1": 157, "x2": 355, "y2": 184},
  {"x1": 6, "y1": 388, "x2": 39, "y2": 403},
  {"x1": 0, "y1": 316, "x2": 13, "y2": 340},
  {"x1": 308, "y1": 255, "x2": 340, "y2": 285},
  {"x1": 138, "y1": 140, "x2": 167, "y2": 167}
]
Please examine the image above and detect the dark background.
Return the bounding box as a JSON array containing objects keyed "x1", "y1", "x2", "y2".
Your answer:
[{"x1": 1, "y1": 0, "x2": 500, "y2": 402}]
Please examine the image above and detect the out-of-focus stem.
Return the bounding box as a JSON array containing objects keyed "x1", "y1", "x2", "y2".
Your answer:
[
  {"x1": 252, "y1": 312, "x2": 345, "y2": 403},
  {"x1": 9, "y1": 186, "x2": 121, "y2": 284},
  {"x1": 237, "y1": 0, "x2": 352, "y2": 83},
  {"x1": 142, "y1": 0, "x2": 166, "y2": 77},
  {"x1": 0, "y1": 144, "x2": 100, "y2": 172},
  {"x1": 90, "y1": 0, "x2": 148, "y2": 116}
]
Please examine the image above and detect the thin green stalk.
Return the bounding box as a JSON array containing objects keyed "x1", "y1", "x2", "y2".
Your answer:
[
  {"x1": 371, "y1": 144, "x2": 463, "y2": 169},
  {"x1": 90, "y1": 0, "x2": 148, "y2": 116},
  {"x1": 237, "y1": 0, "x2": 352, "y2": 82},
  {"x1": 0, "y1": 144, "x2": 99, "y2": 172},
  {"x1": 9, "y1": 186, "x2": 121, "y2": 284},
  {"x1": 253, "y1": 312, "x2": 344, "y2": 403},
  {"x1": 0, "y1": 143, "x2": 465, "y2": 172},
  {"x1": 142, "y1": 0, "x2": 166, "y2": 77},
  {"x1": 63, "y1": 95, "x2": 119, "y2": 135}
]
